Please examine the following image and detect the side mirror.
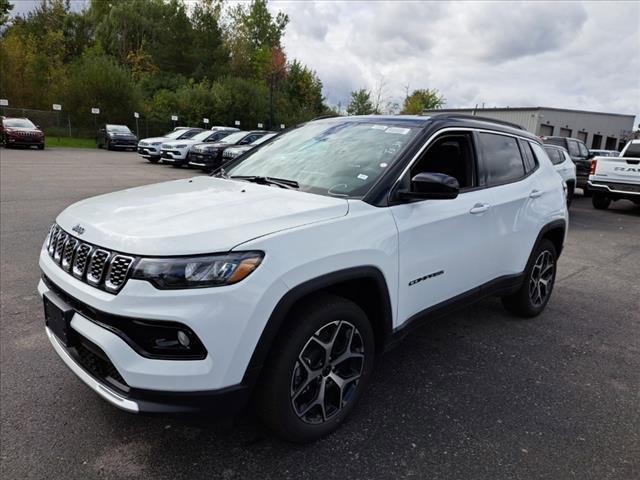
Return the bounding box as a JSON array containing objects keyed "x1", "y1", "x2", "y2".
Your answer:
[{"x1": 398, "y1": 172, "x2": 460, "y2": 201}]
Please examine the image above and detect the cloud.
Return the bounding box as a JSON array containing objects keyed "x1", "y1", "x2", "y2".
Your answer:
[{"x1": 272, "y1": 0, "x2": 640, "y2": 118}]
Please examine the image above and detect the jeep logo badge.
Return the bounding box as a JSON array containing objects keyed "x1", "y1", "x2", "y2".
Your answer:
[{"x1": 72, "y1": 224, "x2": 85, "y2": 235}]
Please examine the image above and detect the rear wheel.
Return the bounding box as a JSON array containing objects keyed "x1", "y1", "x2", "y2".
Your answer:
[
  {"x1": 257, "y1": 294, "x2": 375, "y2": 443},
  {"x1": 502, "y1": 239, "x2": 557, "y2": 318},
  {"x1": 592, "y1": 194, "x2": 611, "y2": 210}
]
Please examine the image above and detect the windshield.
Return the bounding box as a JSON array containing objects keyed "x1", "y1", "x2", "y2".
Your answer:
[
  {"x1": 191, "y1": 130, "x2": 215, "y2": 142},
  {"x1": 625, "y1": 143, "x2": 640, "y2": 158},
  {"x1": 106, "y1": 125, "x2": 131, "y2": 133},
  {"x1": 219, "y1": 131, "x2": 248, "y2": 144},
  {"x1": 225, "y1": 118, "x2": 420, "y2": 198},
  {"x1": 163, "y1": 130, "x2": 185, "y2": 139},
  {"x1": 252, "y1": 133, "x2": 276, "y2": 145},
  {"x1": 3, "y1": 118, "x2": 36, "y2": 128}
]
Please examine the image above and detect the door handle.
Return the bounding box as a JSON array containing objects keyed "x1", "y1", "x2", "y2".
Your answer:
[
  {"x1": 469, "y1": 203, "x2": 490, "y2": 214},
  {"x1": 529, "y1": 189, "x2": 543, "y2": 198}
]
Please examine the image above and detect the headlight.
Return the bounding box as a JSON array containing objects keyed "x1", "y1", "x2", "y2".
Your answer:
[
  {"x1": 131, "y1": 251, "x2": 263, "y2": 289},
  {"x1": 152, "y1": 142, "x2": 162, "y2": 146}
]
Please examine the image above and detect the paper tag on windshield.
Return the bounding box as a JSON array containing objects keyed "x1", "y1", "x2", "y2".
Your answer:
[
  {"x1": 357, "y1": 174, "x2": 368, "y2": 180},
  {"x1": 386, "y1": 127, "x2": 410, "y2": 135},
  {"x1": 371, "y1": 125, "x2": 388, "y2": 130}
]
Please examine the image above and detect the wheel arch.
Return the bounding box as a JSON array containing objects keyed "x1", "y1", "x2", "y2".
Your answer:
[
  {"x1": 242, "y1": 266, "x2": 393, "y2": 388},
  {"x1": 536, "y1": 219, "x2": 566, "y2": 257}
]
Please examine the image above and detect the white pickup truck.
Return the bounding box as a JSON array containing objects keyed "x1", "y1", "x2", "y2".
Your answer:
[{"x1": 588, "y1": 139, "x2": 640, "y2": 209}]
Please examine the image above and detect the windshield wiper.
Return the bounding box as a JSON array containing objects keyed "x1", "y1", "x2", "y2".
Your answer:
[{"x1": 230, "y1": 175, "x2": 299, "y2": 189}]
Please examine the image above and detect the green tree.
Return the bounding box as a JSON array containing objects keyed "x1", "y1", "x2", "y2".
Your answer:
[
  {"x1": 191, "y1": 0, "x2": 228, "y2": 81},
  {"x1": 0, "y1": 0, "x2": 14, "y2": 28},
  {"x1": 401, "y1": 88, "x2": 445, "y2": 114},
  {"x1": 347, "y1": 89, "x2": 374, "y2": 116},
  {"x1": 63, "y1": 49, "x2": 141, "y2": 124}
]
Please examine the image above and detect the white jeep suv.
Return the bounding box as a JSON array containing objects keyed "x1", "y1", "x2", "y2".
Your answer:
[{"x1": 39, "y1": 115, "x2": 567, "y2": 442}]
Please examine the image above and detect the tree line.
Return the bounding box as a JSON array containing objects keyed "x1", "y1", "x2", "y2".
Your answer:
[
  {"x1": 0, "y1": 0, "x2": 327, "y2": 131},
  {"x1": 0, "y1": 0, "x2": 446, "y2": 133}
]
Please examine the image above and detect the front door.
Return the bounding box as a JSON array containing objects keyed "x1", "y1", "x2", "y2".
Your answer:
[{"x1": 390, "y1": 131, "x2": 498, "y2": 326}]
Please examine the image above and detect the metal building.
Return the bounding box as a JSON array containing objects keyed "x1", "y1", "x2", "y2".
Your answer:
[{"x1": 423, "y1": 107, "x2": 636, "y2": 151}]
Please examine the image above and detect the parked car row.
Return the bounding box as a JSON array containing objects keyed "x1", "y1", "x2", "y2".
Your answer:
[{"x1": 136, "y1": 126, "x2": 275, "y2": 171}]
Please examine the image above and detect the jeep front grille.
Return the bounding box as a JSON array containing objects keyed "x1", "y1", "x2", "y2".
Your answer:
[{"x1": 45, "y1": 224, "x2": 136, "y2": 294}]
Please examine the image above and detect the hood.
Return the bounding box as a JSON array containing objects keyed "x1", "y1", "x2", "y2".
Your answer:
[
  {"x1": 162, "y1": 138, "x2": 200, "y2": 148},
  {"x1": 139, "y1": 136, "x2": 168, "y2": 144},
  {"x1": 109, "y1": 132, "x2": 136, "y2": 138},
  {"x1": 56, "y1": 176, "x2": 349, "y2": 256},
  {"x1": 6, "y1": 127, "x2": 43, "y2": 134},
  {"x1": 195, "y1": 141, "x2": 231, "y2": 152}
]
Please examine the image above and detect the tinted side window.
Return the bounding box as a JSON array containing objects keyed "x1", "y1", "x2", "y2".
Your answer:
[
  {"x1": 478, "y1": 133, "x2": 525, "y2": 186},
  {"x1": 567, "y1": 140, "x2": 580, "y2": 157},
  {"x1": 543, "y1": 147, "x2": 562, "y2": 165},
  {"x1": 520, "y1": 139, "x2": 539, "y2": 172},
  {"x1": 530, "y1": 142, "x2": 553, "y2": 167},
  {"x1": 577, "y1": 142, "x2": 589, "y2": 157}
]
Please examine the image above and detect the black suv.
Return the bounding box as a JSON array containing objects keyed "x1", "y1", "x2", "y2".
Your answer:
[
  {"x1": 188, "y1": 130, "x2": 273, "y2": 171},
  {"x1": 541, "y1": 136, "x2": 593, "y2": 193},
  {"x1": 97, "y1": 124, "x2": 138, "y2": 151}
]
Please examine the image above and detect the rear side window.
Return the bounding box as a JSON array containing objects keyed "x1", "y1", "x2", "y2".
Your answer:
[
  {"x1": 543, "y1": 146, "x2": 563, "y2": 165},
  {"x1": 478, "y1": 133, "x2": 525, "y2": 186},
  {"x1": 530, "y1": 142, "x2": 553, "y2": 168},
  {"x1": 577, "y1": 142, "x2": 589, "y2": 157},
  {"x1": 567, "y1": 140, "x2": 580, "y2": 157},
  {"x1": 520, "y1": 140, "x2": 539, "y2": 172}
]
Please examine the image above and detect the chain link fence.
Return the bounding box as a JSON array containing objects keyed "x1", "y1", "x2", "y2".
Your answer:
[{"x1": 0, "y1": 106, "x2": 206, "y2": 141}]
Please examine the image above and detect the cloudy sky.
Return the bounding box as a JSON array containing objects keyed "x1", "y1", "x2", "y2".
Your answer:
[
  {"x1": 10, "y1": 0, "x2": 640, "y2": 119},
  {"x1": 270, "y1": 0, "x2": 639, "y2": 117}
]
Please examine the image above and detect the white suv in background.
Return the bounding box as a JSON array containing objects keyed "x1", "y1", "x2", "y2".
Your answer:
[
  {"x1": 137, "y1": 128, "x2": 203, "y2": 163},
  {"x1": 39, "y1": 115, "x2": 567, "y2": 443},
  {"x1": 543, "y1": 144, "x2": 577, "y2": 206},
  {"x1": 160, "y1": 129, "x2": 237, "y2": 167}
]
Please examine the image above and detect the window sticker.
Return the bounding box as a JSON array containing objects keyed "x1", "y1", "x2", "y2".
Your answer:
[
  {"x1": 379, "y1": 162, "x2": 388, "y2": 168},
  {"x1": 357, "y1": 174, "x2": 369, "y2": 180},
  {"x1": 386, "y1": 127, "x2": 410, "y2": 135},
  {"x1": 371, "y1": 125, "x2": 388, "y2": 130}
]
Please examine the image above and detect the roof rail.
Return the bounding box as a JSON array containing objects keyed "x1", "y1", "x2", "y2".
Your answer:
[
  {"x1": 431, "y1": 113, "x2": 526, "y2": 131},
  {"x1": 311, "y1": 114, "x2": 341, "y2": 121}
]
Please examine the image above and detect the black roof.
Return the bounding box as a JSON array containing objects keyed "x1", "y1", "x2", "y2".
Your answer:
[{"x1": 316, "y1": 114, "x2": 539, "y2": 142}]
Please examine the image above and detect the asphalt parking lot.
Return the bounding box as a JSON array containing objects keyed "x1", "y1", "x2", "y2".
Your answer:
[{"x1": 1, "y1": 146, "x2": 639, "y2": 480}]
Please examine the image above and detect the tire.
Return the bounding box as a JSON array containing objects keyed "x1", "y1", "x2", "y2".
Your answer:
[
  {"x1": 582, "y1": 187, "x2": 592, "y2": 197},
  {"x1": 257, "y1": 293, "x2": 375, "y2": 443},
  {"x1": 171, "y1": 163, "x2": 182, "y2": 168},
  {"x1": 592, "y1": 194, "x2": 611, "y2": 209},
  {"x1": 502, "y1": 239, "x2": 557, "y2": 318},
  {"x1": 37, "y1": 143, "x2": 44, "y2": 150},
  {"x1": 106, "y1": 140, "x2": 112, "y2": 151},
  {"x1": 566, "y1": 183, "x2": 574, "y2": 208},
  {"x1": 147, "y1": 157, "x2": 160, "y2": 164}
]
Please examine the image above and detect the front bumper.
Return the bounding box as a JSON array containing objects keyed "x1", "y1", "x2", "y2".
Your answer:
[
  {"x1": 6, "y1": 136, "x2": 44, "y2": 146},
  {"x1": 137, "y1": 146, "x2": 160, "y2": 157},
  {"x1": 161, "y1": 149, "x2": 188, "y2": 163},
  {"x1": 188, "y1": 152, "x2": 221, "y2": 169},
  {"x1": 45, "y1": 324, "x2": 250, "y2": 414},
  {"x1": 38, "y1": 246, "x2": 289, "y2": 413},
  {"x1": 109, "y1": 139, "x2": 137, "y2": 148}
]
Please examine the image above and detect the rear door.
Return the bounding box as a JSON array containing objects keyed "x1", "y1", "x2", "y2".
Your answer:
[{"x1": 478, "y1": 132, "x2": 542, "y2": 276}]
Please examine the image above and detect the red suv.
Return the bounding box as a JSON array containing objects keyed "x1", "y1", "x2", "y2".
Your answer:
[{"x1": 1, "y1": 117, "x2": 45, "y2": 149}]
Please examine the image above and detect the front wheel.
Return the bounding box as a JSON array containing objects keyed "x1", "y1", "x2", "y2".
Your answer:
[
  {"x1": 257, "y1": 294, "x2": 375, "y2": 443},
  {"x1": 502, "y1": 239, "x2": 557, "y2": 318},
  {"x1": 147, "y1": 157, "x2": 160, "y2": 164},
  {"x1": 592, "y1": 194, "x2": 611, "y2": 210},
  {"x1": 566, "y1": 183, "x2": 574, "y2": 208}
]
